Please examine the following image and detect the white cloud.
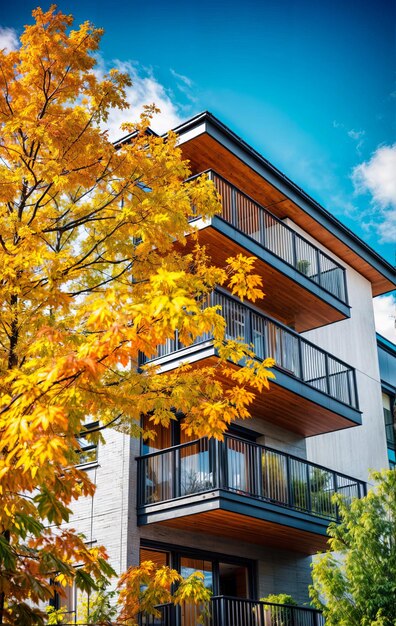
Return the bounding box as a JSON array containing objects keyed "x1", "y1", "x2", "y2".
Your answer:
[
  {"x1": 0, "y1": 26, "x2": 19, "y2": 51},
  {"x1": 170, "y1": 68, "x2": 197, "y2": 103},
  {"x1": 332, "y1": 121, "x2": 365, "y2": 154},
  {"x1": 352, "y1": 144, "x2": 396, "y2": 242},
  {"x1": 348, "y1": 129, "x2": 365, "y2": 142},
  {"x1": 93, "y1": 57, "x2": 186, "y2": 140},
  {"x1": 373, "y1": 294, "x2": 396, "y2": 343},
  {"x1": 170, "y1": 68, "x2": 193, "y2": 88},
  {"x1": 347, "y1": 129, "x2": 365, "y2": 154}
]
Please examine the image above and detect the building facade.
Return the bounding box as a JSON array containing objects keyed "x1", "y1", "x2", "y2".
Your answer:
[
  {"x1": 63, "y1": 112, "x2": 396, "y2": 624},
  {"x1": 377, "y1": 333, "x2": 396, "y2": 470}
]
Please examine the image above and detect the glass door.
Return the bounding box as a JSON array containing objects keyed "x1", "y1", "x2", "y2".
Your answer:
[
  {"x1": 180, "y1": 557, "x2": 213, "y2": 626},
  {"x1": 218, "y1": 562, "x2": 249, "y2": 598}
]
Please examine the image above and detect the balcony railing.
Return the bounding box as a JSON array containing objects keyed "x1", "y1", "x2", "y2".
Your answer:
[
  {"x1": 191, "y1": 170, "x2": 347, "y2": 305},
  {"x1": 138, "y1": 434, "x2": 366, "y2": 522},
  {"x1": 139, "y1": 595, "x2": 325, "y2": 626},
  {"x1": 141, "y1": 290, "x2": 359, "y2": 410}
]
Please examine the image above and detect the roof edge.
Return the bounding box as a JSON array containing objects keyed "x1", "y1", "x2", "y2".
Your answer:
[{"x1": 170, "y1": 111, "x2": 396, "y2": 289}]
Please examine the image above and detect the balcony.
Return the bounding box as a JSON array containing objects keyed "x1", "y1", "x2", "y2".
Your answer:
[
  {"x1": 184, "y1": 171, "x2": 350, "y2": 332},
  {"x1": 137, "y1": 435, "x2": 366, "y2": 554},
  {"x1": 140, "y1": 596, "x2": 324, "y2": 626},
  {"x1": 141, "y1": 290, "x2": 361, "y2": 436}
]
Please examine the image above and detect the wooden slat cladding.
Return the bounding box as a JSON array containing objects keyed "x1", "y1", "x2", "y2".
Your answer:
[
  {"x1": 188, "y1": 356, "x2": 357, "y2": 437},
  {"x1": 180, "y1": 134, "x2": 394, "y2": 296},
  {"x1": 157, "y1": 510, "x2": 328, "y2": 554},
  {"x1": 179, "y1": 227, "x2": 346, "y2": 332}
]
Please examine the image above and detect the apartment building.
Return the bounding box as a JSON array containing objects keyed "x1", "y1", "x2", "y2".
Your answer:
[
  {"x1": 63, "y1": 112, "x2": 396, "y2": 624},
  {"x1": 377, "y1": 333, "x2": 396, "y2": 470}
]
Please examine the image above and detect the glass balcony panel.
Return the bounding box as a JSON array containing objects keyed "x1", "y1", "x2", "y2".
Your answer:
[
  {"x1": 319, "y1": 253, "x2": 346, "y2": 301},
  {"x1": 180, "y1": 439, "x2": 213, "y2": 496},
  {"x1": 143, "y1": 451, "x2": 173, "y2": 504},
  {"x1": 221, "y1": 296, "x2": 246, "y2": 341},
  {"x1": 309, "y1": 467, "x2": 336, "y2": 519},
  {"x1": 264, "y1": 211, "x2": 295, "y2": 267},
  {"x1": 295, "y1": 237, "x2": 319, "y2": 283},
  {"x1": 261, "y1": 449, "x2": 288, "y2": 504},
  {"x1": 226, "y1": 437, "x2": 255, "y2": 494}
]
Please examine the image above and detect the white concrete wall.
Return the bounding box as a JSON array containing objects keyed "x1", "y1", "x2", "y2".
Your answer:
[
  {"x1": 235, "y1": 416, "x2": 307, "y2": 458},
  {"x1": 284, "y1": 218, "x2": 389, "y2": 483},
  {"x1": 64, "y1": 428, "x2": 131, "y2": 578}
]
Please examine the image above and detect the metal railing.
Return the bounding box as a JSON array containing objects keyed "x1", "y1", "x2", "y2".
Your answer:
[
  {"x1": 138, "y1": 434, "x2": 366, "y2": 521},
  {"x1": 141, "y1": 289, "x2": 358, "y2": 410},
  {"x1": 139, "y1": 595, "x2": 325, "y2": 626},
  {"x1": 192, "y1": 171, "x2": 347, "y2": 305}
]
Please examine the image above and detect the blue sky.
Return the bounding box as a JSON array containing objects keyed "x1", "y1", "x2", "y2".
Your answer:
[{"x1": 1, "y1": 0, "x2": 395, "y2": 338}]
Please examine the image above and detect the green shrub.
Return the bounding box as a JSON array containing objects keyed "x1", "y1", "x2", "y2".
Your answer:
[{"x1": 260, "y1": 594, "x2": 298, "y2": 626}]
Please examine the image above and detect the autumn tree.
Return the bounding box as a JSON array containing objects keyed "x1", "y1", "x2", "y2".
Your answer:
[
  {"x1": 0, "y1": 6, "x2": 274, "y2": 624},
  {"x1": 310, "y1": 469, "x2": 396, "y2": 626}
]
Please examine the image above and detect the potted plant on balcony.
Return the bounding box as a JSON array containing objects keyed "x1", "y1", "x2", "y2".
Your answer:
[
  {"x1": 296, "y1": 259, "x2": 311, "y2": 276},
  {"x1": 259, "y1": 594, "x2": 298, "y2": 626}
]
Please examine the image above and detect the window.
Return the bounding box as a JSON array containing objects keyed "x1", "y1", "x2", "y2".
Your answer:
[
  {"x1": 76, "y1": 422, "x2": 99, "y2": 465},
  {"x1": 383, "y1": 392, "x2": 395, "y2": 451},
  {"x1": 140, "y1": 547, "x2": 170, "y2": 568},
  {"x1": 49, "y1": 581, "x2": 78, "y2": 623},
  {"x1": 141, "y1": 415, "x2": 172, "y2": 454},
  {"x1": 140, "y1": 543, "x2": 254, "y2": 599},
  {"x1": 50, "y1": 579, "x2": 103, "y2": 624}
]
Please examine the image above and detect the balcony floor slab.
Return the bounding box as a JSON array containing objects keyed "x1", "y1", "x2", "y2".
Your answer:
[{"x1": 138, "y1": 489, "x2": 330, "y2": 554}]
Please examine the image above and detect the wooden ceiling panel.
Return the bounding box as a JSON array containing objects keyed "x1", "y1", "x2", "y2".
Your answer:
[
  {"x1": 180, "y1": 134, "x2": 395, "y2": 296},
  {"x1": 180, "y1": 227, "x2": 346, "y2": 332},
  {"x1": 159, "y1": 509, "x2": 327, "y2": 554},
  {"x1": 188, "y1": 356, "x2": 357, "y2": 438}
]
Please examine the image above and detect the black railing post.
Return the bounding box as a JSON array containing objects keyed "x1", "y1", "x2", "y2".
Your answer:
[
  {"x1": 220, "y1": 597, "x2": 226, "y2": 626},
  {"x1": 352, "y1": 369, "x2": 359, "y2": 409},
  {"x1": 259, "y1": 207, "x2": 266, "y2": 247},
  {"x1": 286, "y1": 454, "x2": 293, "y2": 507},
  {"x1": 216, "y1": 438, "x2": 224, "y2": 489},
  {"x1": 231, "y1": 187, "x2": 238, "y2": 228},
  {"x1": 292, "y1": 231, "x2": 298, "y2": 269},
  {"x1": 246, "y1": 307, "x2": 252, "y2": 345},
  {"x1": 137, "y1": 458, "x2": 142, "y2": 506},
  {"x1": 324, "y1": 353, "x2": 330, "y2": 396},
  {"x1": 316, "y1": 249, "x2": 322, "y2": 286},
  {"x1": 342, "y1": 267, "x2": 348, "y2": 304},
  {"x1": 306, "y1": 462, "x2": 312, "y2": 514},
  {"x1": 333, "y1": 471, "x2": 339, "y2": 521},
  {"x1": 175, "y1": 329, "x2": 180, "y2": 351},
  {"x1": 174, "y1": 447, "x2": 179, "y2": 499},
  {"x1": 212, "y1": 438, "x2": 220, "y2": 489},
  {"x1": 346, "y1": 368, "x2": 352, "y2": 407},
  {"x1": 256, "y1": 444, "x2": 263, "y2": 498},
  {"x1": 297, "y1": 335, "x2": 304, "y2": 381}
]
